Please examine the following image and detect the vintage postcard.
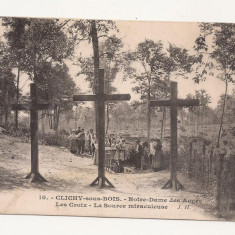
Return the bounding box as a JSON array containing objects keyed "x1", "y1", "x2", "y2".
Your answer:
[{"x1": 0, "y1": 17, "x2": 234, "y2": 221}]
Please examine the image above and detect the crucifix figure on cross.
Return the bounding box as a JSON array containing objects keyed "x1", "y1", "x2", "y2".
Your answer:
[
  {"x1": 150, "y1": 81, "x2": 199, "y2": 190},
  {"x1": 12, "y1": 83, "x2": 54, "y2": 182},
  {"x1": 73, "y1": 69, "x2": 131, "y2": 188}
]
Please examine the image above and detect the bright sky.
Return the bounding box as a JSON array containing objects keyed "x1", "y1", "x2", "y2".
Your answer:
[{"x1": 3, "y1": 19, "x2": 234, "y2": 108}]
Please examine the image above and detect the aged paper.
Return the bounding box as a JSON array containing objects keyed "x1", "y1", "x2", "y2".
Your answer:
[{"x1": 0, "y1": 17, "x2": 234, "y2": 222}]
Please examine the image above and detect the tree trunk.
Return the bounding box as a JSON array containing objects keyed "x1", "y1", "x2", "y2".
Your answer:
[
  {"x1": 160, "y1": 107, "x2": 166, "y2": 141},
  {"x1": 216, "y1": 153, "x2": 225, "y2": 210},
  {"x1": 217, "y1": 78, "x2": 228, "y2": 148},
  {"x1": 48, "y1": 113, "x2": 53, "y2": 129},
  {"x1": 202, "y1": 106, "x2": 204, "y2": 134},
  {"x1": 147, "y1": 100, "x2": 151, "y2": 142},
  {"x1": 147, "y1": 86, "x2": 151, "y2": 143},
  {"x1": 53, "y1": 105, "x2": 60, "y2": 131},
  {"x1": 188, "y1": 142, "x2": 193, "y2": 178},
  {"x1": 188, "y1": 111, "x2": 191, "y2": 134},
  {"x1": 197, "y1": 109, "x2": 199, "y2": 137},
  {"x1": 0, "y1": 113, "x2": 2, "y2": 126},
  {"x1": 4, "y1": 107, "x2": 8, "y2": 127},
  {"x1": 91, "y1": 20, "x2": 99, "y2": 137},
  {"x1": 106, "y1": 104, "x2": 109, "y2": 134},
  {"x1": 75, "y1": 105, "x2": 78, "y2": 130},
  {"x1": 15, "y1": 68, "x2": 20, "y2": 130},
  {"x1": 4, "y1": 84, "x2": 9, "y2": 127}
]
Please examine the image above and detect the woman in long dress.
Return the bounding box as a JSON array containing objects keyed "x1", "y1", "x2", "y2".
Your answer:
[
  {"x1": 68, "y1": 131, "x2": 77, "y2": 154},
  {"x1": 152, "y1": 139, "x2": 163, "y2": 171}
]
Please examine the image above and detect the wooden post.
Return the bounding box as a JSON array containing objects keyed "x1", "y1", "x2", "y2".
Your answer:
[
  {"x1": 30, "y1": 83, "x2": 39, "y2": 174},
  {"x1": 188, "y1": 141, "x2": 193, "y2": 178},
  {"x1": 73, "y1": 69, "x2": 131, "y2": 188},
  {"x1": 25, "y1": 84, "x2": 47, "y2": 182},
  {"x1": 150, "y1": 82, "x2": 199, "y2": 190},
  {"x1": 160, "y1": 108, "x2": 166, "y2": 141},
  {"x1": 170, "y1": 82, "x2": 178, "y2": 190},
  {"x1": 202, "y1": 141, "x2": 206, "y2": 186},
  {"x1": 15, "y1": 68, "x2": 20, "y2": 130},
  {"x1": 208, "y1": 146, "x2": 213, "y2": 189},
  {"x1": 12, "y1": 83, "x2": 54, "y2": 182},
  {"x1": 216, "y1": 153, "x2": 225, "y2": 210},
  {"x1": 97, "y1": 69, "x2": 105, "y2": 187}
]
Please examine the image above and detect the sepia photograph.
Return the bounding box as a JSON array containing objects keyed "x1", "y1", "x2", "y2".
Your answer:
[{"x1": 0, "y1": 12, "x2": 234, "y2": 223}]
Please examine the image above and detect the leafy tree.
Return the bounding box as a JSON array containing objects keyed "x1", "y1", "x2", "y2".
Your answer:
[
  {"x1": 36, "y1": 62, "x2": 78, "y2": 131},
  {"x1": 186, "y1": 89, "x2": 212, "y2": 135},
  {"x1": 76, "y1": 35, "x2": 123, "y2": 133},
  {"x1": 0, "y1": 42, "x2": 16, "y2": 126},
  {"x1": 195, "y1": 23, "x2": 235, "y2": 147},
  {"x1": 71, "y1": 19, "x2": 119, "y2": 135},
  {"x1": 2, "y1": 18, "x2": 28, "y2": 129},
  {"x1": 123, "y1": 39, "x2": 168, "y2": 142},
  {"x1": 123, "y1": 39, "x2": 200, "y2": 142},
  {"x1": 161, "y1": 44, "x2": 202, "y2": 139},
  {"x1": 215, "y1": 90, "x2": 235, "y2": 128},
  {"x1": 2, "y1": 18, "x2": 75, "y2": 130},
  {"x1": 3, "y1": 18, "x2": 74, "y2": 80}
]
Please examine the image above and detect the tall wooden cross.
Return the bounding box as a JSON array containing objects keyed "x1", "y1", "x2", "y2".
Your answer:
[
  {"x1": 150, "y1": 81, "x2": 199, "y2": 190},
  {"x1": 73, "y1": 69, "x2": 131, "y2": 188},
  {"x1": 12, "y1": 83, "x2": 54, "y2": 182}
]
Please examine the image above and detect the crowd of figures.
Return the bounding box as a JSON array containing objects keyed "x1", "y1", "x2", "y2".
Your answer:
[
  {"x1": 67, "y1": 126, "x2": 165, "y2": 173},
  {"x1": 134, "y1": 139, "x2": 164, "y2": 171},
  {"x1": 68, "y1": 127, "x2": 96, "y2": 156},
  {"x1": 68, "y1": 127, "x2": 127, "y2": 156}
]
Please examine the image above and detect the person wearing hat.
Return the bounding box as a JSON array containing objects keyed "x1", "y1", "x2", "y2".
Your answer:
[{"x1": 75, "y1": 126, "x2": 82, "y2": 135}]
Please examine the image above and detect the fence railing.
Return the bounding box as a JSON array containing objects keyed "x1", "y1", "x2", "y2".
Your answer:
[{"x1": 177, "y1": 137, "x2": 235, "y2": 218}]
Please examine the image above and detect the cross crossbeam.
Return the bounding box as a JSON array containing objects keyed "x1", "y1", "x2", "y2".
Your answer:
[
  {"x1": 150, "y1": 99, "x2": 199, "y2": 107},
  {"x1": 73, "y1": 69, "x2": 131, "y2": 188},
  {"x1": 150, "y1": 81, "x2": 199, "y2": 190},
  {"x1": 12, "y1": 103, "x2": 54, "y2": 111},
  {"x1": 12, "y1": 83, "x2": 54, "y2": 183},
  {"x1": 73, "y1": 94, "x2": 131, "y2": 102}
]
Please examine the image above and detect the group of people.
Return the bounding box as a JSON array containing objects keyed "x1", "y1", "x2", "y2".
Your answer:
[
  {"x1": 106, "y1": 134, "x2": 126, "y2": 150},
  {"x1": 68, "y1": 128, "x2": 127, "y2": 157},
  {"x1": 68, "y1": 127, "x2": 164, "y2": 172},
  {"x1": 134, "y1": 138, "x2": 164, "y2": 171},
  {"x1": 68, "y1": 127, "x2": 96, "y2": 156}
]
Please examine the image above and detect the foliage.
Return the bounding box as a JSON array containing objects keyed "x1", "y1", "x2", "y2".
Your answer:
[
  {"x1": 195, "y1": 23, "x2": 235, "y2": 146},
  {"x1": 69, "y1": 19, "x2": 119, "y2": 89},
  {"x1": 76, "y1": 35, "x2": 123, "y2": 92},
  {"x1": 36, "y1": 62, "x2": 78, "y2": 130},
  {"x1": 186, "y1": 89, "x2": 211, "y2": 113},
  {"x1": 167, "y1": 43, "x2": 202, "y2": 77},
  {"x1": 123, "y1": 39, "x2": 167, "y2": 99},
  {"x1": 36, "y1": 62, "x2": 77, "y2": 106},
  {"x1": 2, "y1": 18, "x2": 28, "y2": 70},
  {"x1": 3, "y1": 18, "x2": 74, "y2": 78},
  {"x1": 0, "y1": 42, "x2": 16, "y2": 123},
  {"x1": 194, "y1": 23, "x2": 235, "y2": 84},
  {"x1": 123, "y1": 39, "x2": 201, "y2": 140},
  {"x1": 2, "y1": 18, "x2": 78, "y2": 130},
  {"x1": 177, "y1": 135, "x2": 235, "y2": 218}
]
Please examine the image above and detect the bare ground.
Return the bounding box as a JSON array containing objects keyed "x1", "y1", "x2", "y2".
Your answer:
[{"x1": 0, "y1": 134, "x2": 221, "y2": 220}]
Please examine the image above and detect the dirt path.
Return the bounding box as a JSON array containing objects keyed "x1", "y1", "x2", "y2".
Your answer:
[{"x1": 0, "y1": 134, "x2": 219, "y2": 220}]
